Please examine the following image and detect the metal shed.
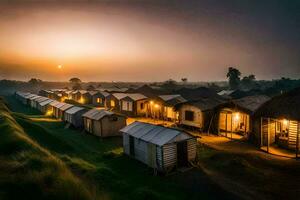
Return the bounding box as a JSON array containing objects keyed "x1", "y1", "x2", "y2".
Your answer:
[
  {"x1": 57, "y1": 103, "x2": 74, "y2": 119},
  {"x1": 82, "y1": 108, "x2": 126, "y2": 137},
  {"x1": 64, "y1": 106, "x2": 87, "y2": 128},
  {"x1": 37, "y1": 99, "x2": 54, "y2": 113},
  {"x1": 121, "y1": 121, "x2": 197, "y2": 173},
  {"x1": 32, "y1": 97, "x2": 49, "y2": 109}
]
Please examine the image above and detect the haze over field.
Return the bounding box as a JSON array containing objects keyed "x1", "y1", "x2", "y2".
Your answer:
[{"x1": 0, "y1": 0, "x2": 299, "y2": 81}]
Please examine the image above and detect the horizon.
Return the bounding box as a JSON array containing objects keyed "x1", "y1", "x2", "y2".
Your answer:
[{"x1": 0, "y1": 0, "x2": 299, "y2": 81}]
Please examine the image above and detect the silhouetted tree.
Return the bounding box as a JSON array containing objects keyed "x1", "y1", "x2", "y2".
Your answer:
[
  {"x1": 161, "y1": 79, "x2": 177, "y2": 90},
  {"x1": 226, "y1": 67, "x2": 241, "y2": 90},
  {"x1": 28, "y1": 78, "x2": 42, "y2": 85},
  {"x1": 181, "y1": 78, "x2": 188, "y2": 84},
  {"x1": 69, "y1": 77, "x2": 82, "y2": 90}
]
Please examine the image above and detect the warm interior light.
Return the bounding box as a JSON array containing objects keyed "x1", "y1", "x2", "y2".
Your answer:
[
  {"x1": 283, "y1": 119, "x2": 288, "y2": 126},
  {"x1": 234, "y1": 112, "x2": 240, "y2": 121},
  {"x1": 154, "y1": 104, "x2": 159, "y2": 108},
  {"x1": 150, "y1": 101, "x2": 154, "y2": 105},
  {"x1": 46, "y1": 110, "x2": 53, "y2": 116},
  {"x1": 79, "y1": 97, "x2": 85, "y2": 104}
]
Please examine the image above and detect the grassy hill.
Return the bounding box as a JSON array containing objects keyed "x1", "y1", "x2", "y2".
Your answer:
[
  {"x1": 1, "y1": 95, "x2": 236, "y2": 200},
  {"x1": 0, "y1": 97, "x2": 92, "y2": 200}
]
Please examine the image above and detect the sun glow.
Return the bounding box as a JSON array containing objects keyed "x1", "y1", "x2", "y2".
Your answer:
[{"x1": 57, "y1": 65, "x2": 62, "y2": 69}]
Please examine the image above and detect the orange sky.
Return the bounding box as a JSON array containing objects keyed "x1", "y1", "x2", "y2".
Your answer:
[{"x1": 0, "y1": 1, "x2": 299, "y2": 81}]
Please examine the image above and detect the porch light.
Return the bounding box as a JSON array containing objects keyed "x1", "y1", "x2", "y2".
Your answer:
[
  {"x1": 154, "y1": 104, "x2": 160, "y2": 109},
  {"x1": 150, "y1": 101, "x2": 154, "y2": 105},
  {"x1": 283, "y1": 119, "x2": 288, "y2": 126},
  {"x1": 234, "y1": 112, "x2": 240, "y2": 121},
  {"x1": 46, "y1": 110, "x2": 53, "y2": 116},
  {"x1": 79, "y1": 97, "x2": 85, "y2": 104}
]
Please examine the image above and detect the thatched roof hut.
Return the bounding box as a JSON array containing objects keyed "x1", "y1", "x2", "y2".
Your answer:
[{"x1": 254, "y1": 87, "x2": 300, "y2": 121}]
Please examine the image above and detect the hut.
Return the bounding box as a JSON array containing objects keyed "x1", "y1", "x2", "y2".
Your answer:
[
  {"x1": 147, "y1": 95, "x2": 186, "y2": 121},
  {"x1": 253, "y1": 88, "x2": 300, "y2": 157},
  {"x1": 58, "y1": 103, "x2": 74, "y2": 119},
  {"x1": 32, "y1": 96, "x2": 49, "y2": 109},
  {"x1": 71, "y1": 90, "x2": 81, "y2": 101},
  {"x1": 51, "y1": 102, "x2": 66, "y2": 118},
  {"x1": 15, "y1": 92, "x2": 31, "y2": 104},
  {"x1": 37, "y1": 99, "x2": 54, "y2": 114},
  {"x1": 175, "y1": 97, "x2": 225, "y2": 131},
  {"x1": 90, "y1": 91, "x2": 109, "y2": 107},
  {"x1": 64, "y1": 106, "x2": 88, "y2": 128},
  {"x1": 121, "y1": 121, "x2": 197, "y2": 172},
  {"x1": 214, "y1": 95, "x2": 270, "y2": 139},
  {"x1": 79, "y1": 90, "x2": 92, "y2": 104},
  {"x1": 29, "y1": 95, "x2": 42, "y2": 107},
  {"x1": 119, "y1": 93, "x2": 148, "y2": 117},
  {"x1": 82, "y1": 108, "x2": 126, "y2": 137},
  {"x1": 105, "y1": 93, "x2": 128, "y2": 111}
]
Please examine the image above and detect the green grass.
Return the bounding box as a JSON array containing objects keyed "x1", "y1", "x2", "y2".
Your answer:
[
  {"x1": 2, "y1": 95, "x2": 237, "y2": 200},
  {"x1": 0, "y1": 97, "x2": 92, "y2": 200},
  {"x1": 196, "y1": 144, "x2": 300, "y2": 200}
]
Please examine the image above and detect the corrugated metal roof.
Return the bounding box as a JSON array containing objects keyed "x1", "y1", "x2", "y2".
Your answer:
[
  {"x1": 65, "y1": 106, "x2": 85, "y2": 115},
  {"x1": 50, "y1": 101, "x2": 60, "y2": 106},
  {"x1": 52, "y1": 102, "x2": 66, "y2": 108},
  {"x1": 25, "y1": 94, "x2": 37, "y2": 99},
  {"x1": 39, "y1": 99, "x2": 54, "y2": 106},
  {"x1": 59, "y1": 104, "x2": 73, "y2": 111},
  {"x1": 29, "y1": 95, "x2": 42, "y2": 100},
  {"x1": 123, "y1": 93, "x2": 147, "y2": 101},
  {"x1": 158, "y1": 95, "x2": 182, "y2": 101},
  {"x1": 112, "y1": 93, "x2": 128, "y2": 100},
  {"x1": 35, "y1": 97, "x2": 49, "y2": 103},
  {"x1": 82, "y1": 108, "x2": 117, "y2": 120},
  {"x1": 120, "y1": 121, "x2": 193, "y2": 146}
]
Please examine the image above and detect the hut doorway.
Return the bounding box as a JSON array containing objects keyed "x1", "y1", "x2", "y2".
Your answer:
[
  {"x1": 219, "y1": 109, "x2": 250, "y2": 140},
  {"x1": 260, "y1": 117, "x2": 300, "y2": 158},
  {"x1": 129, "y1": 136, "x2": 135, "y2": 156},
  {"x1": 177, "y1": 141, "x2": 188, "y2": 167}
]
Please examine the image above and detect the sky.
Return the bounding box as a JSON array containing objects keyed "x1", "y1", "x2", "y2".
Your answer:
[{"x1": 0, "y1": 0, "x2": 299, "y2": 82}]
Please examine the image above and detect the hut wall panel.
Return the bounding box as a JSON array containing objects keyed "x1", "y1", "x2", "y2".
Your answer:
[
  {"x1": 187, "y1": 139, "x2": 197, "y2": 161},
  {"x1": 133, "y1": 139, "x2": 148, "y2": 164},
  {"x1": 179, "y1": 105, "x2": 202, "y2": 128},
  {"x1": 156, "y1": 146, "x2": 163, "y2": 170},
  {"x1": 288, "y1": 120, "x2": 298, "y2": 149},
  {"x1": 123, "y1": 133, "x2": 130, "y2": 155},
  {"x1": 163, "y1": 144, "x2": 177, "y2": 168},
  {"x1": 101, "y1": 116, "x2": 125, "y2": 137}
]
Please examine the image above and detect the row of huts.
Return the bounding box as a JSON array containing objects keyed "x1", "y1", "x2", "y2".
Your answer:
[
  {"x1": 15, "y1": 91, "x2": 197, "y2": 172},
  {"x1": 38, "y1": 87, "x2": 300, "y2": 154},
  {"x1": 39, "y1": 89, "x2": 187, "y2": 120}
]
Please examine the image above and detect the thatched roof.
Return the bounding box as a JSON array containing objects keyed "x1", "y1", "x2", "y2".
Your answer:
[
  {"x1": 176, "y1": 87, "x2": 223, "y2": 101},
  {"x1": 216, "y1": 95, "x2": 270, "y2": 114},
  {"x1": 254, "y1": 87, "x2": 300, "y2": 121},
  {"x1": 158, "y1": 95, "x2": 186, "y2": 106},
  {"x1": 175, "y1": 97, "x2": 226, "y2": 112}
]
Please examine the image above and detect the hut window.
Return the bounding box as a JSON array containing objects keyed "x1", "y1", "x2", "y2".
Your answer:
[
  {"x1": 96, "y1": 98, "x2": 102, "y2": 104},
  {"x1": 140, "y1": 102, "x2": 144, "y2": 110},
  {"x1": 185, "y1": 111, "x2": 194, "y2": 121},
  {"x1": 110, "y1": 100, "x2": 115, "y2": 107},
  {"x1": 122, "y1": 101, "x2": 133, "y2": 111}
]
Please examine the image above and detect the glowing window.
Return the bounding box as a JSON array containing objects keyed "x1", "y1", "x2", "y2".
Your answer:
[
  {"x1": 110, "y1": 100, "x2": 115, "y2": 107},
  {"x1": 96, "y1": 98, "x2": 102, "y2": 103}
]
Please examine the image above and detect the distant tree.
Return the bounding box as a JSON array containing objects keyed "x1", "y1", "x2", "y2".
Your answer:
[
  {"x1": 97, "y1": 83, "x2": 102, "y2": 88},
  {"x1": 226, "y1": 67, "x2": 241, "y2": 90},
  {"x1": 69, "y1": 77, "x2": 81, "y2": 84},
  {"x1": 86, "y1": 84, "x2": 95, "y2": 91},
  {"x1": 181, "y1": 78, "x2": 188, "y2": 84},
  {"x1": 69, "y1": 77, "x2": 82, "y2": 90},
  {"x1": 28, "y1": 78, "x2": 42, "y2": 85},
  {"x1": 241, "y1": 74, "x2": 256, "y2": 89},
  {"x1": 161, "y1": 79, "x2": 177, "y2": 90}
]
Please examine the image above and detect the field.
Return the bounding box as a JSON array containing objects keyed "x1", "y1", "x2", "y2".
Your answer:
[{"x1": 0, "y1": 95, "x2": 237, "y2": 200}]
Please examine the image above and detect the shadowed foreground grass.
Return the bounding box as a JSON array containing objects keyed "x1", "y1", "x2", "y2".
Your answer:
[{"x1": 0, "y1": 98, "x2": 92, "y2": 200}]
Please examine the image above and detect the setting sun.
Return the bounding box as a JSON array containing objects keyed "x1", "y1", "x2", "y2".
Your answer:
[{"x1": 57, "y1": 65, "x2": 62, "y2": 69}]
